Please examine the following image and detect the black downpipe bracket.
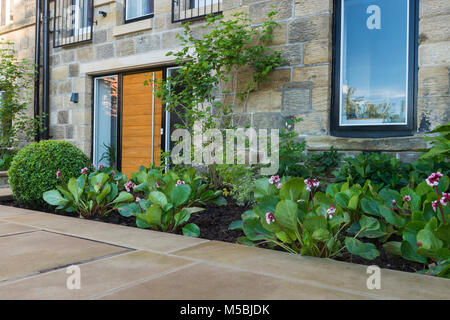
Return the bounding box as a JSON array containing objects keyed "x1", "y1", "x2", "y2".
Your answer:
[
  {"x1": 33, "y1": 0, "x2": 41, "y2": 141},
  {"x1": 41, "y1": 0, "x2": 50, "y2": 140}
]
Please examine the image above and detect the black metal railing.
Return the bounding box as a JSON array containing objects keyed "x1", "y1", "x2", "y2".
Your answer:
[
  {"x1": 172, "y1": 0, "x2": 222, "y2": 23},
  {"x1": 53, "y1": 0, "x2": 93, "y2": 48}
]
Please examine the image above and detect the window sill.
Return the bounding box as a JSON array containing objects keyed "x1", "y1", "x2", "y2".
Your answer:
[{"x1": 113, "y1": 18, "x2": 153, "y2": 38}]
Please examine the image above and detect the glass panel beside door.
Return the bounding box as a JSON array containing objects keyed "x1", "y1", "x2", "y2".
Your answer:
[{"x1": 93, "y1": 75, "x2": 119, "y2": 168}]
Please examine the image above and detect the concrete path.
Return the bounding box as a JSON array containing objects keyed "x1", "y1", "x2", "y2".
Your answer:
[{"x1": 0, "y1": 205, "x2": 448, "y2": 300}]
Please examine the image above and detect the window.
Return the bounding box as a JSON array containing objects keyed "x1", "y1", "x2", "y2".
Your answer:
[
  {"x1": 0, "y1": 0, "x2": 13, "y2": 26},
  {"x1": 331, "y1": 0, "x2": 418, "y2": 137},
  {"x1": 53, "y1": 0, "x2": 93, "y2": 47},
  {"x1": 172, "y1": 0, "x2": 222, "y2": 23},
  {"x1": 125, "y1": 0, "x2": 154, "y2": 23},
  {"x1": 93, "y1": 76, "x2": 119, "y2": 168}
]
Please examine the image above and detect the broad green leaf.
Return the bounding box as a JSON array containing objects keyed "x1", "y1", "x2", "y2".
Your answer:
[
  {"x1": 417, "y1": 229, "x2": 443, "y2": 251},
  {"x1": 182, "y1": 223, "x2": 201, "y2": 237},
  {"x1": 345, "y1": 237, "x2": 379, "y2": 260},
  {"x1": 383, "y1": 241, "x2": 402, "y2": 257},
  {"x1": 118, "y1": 203, "x2": 139, "y2": 217},
  {"x1": 400, "y1": 240, "x2": 427, "y2": 263},
  {"x1": 312, "y1": 228, "x2": 330, "y2": 242},
  {"x1": 242, "y1": 218, "x2": 274, "y2": 241},
  {"x1": 379, "y1": 205, "x2": 405, "y2": 228},
  {"x1": 303, "y1": 215, "x2": 327, "y2": 233},
  {"x1": 360, "y1": 197, "x2": 381, "y2": 216},
  {"x1": 335, "y1": 192, "x2": 350, "y2": 208},
  {"x1": 145, "y1": 205, "x2": 163, "y2": 225},
  {"x1": 113, "y1": 191, "x2": 134, "y2": 203},
  {"x1": 170, "y1": 184, "x2": 191, "y2": 207},
  {"x1": 229, "y1": 220, "x2": 244, "y2": 231},
  {"x1": 348, "y1": 194, "x2": 359, "y2": 210},
  {"x1": 275, "y1": 231, "x2": 292, "y2": 243},
  {"x1": 435, "y1": 223, "x2": 450, "y2": 242},
  {"x1": 279, "y1": 178, "x2": 305, "y2": 201},
  {"x1": 148, "y1": 191, "x2": 168, "y2": 207},
  {"x1": 43, "y1": 190, "x2": 69, "y2": 206},
  {"x1": 274, "y1": 200, "x2": 298, "y2": 231},
  {"x1": 254, "y1": 178, "x2": 277, "y2": 201},
  {"x1": 68, "y1": 178, "x2": 79, "y2": 203}
]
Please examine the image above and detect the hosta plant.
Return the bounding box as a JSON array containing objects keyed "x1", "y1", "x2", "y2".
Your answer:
[
  {"x1": 230, "y1": 176, "x2": 379, "y2": 260},
  {"x1": 118, "y1": 166, "x2": 226, "y2": 237},
  {"x1": 43, "y1": 166, "x2": 133, "y2": 218}
]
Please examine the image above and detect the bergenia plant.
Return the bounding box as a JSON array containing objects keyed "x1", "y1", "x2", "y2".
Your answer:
[
  {"x1": 43, "y1": 168, "x2": 133, "y2": 218},
  {"x1": 118, "y1": 166, "x2": 226, "y2": 237},
  {"x1": 230, "y1": 177, "x2": 379, "y2": 260}
]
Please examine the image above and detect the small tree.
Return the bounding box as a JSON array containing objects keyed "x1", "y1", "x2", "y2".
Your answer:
[
  {"x1": 149, "y1": 12, "x2": 285, "y2": 186},
  {"x1": 0, "y1": 41, "x2": 40, "y2": 159}
]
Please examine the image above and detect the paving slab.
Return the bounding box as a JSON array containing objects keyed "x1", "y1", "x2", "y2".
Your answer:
[
  {"x1": 98, "y1": 262, "x2": 371, "y2": 300},
  {"x1": 0, "y1": 250, "x2": 194, "y2": 300},
  {"x1": 4, "y1": 213, "x2": 209, "y2": 253},
  {"x1": 0, "y1": 205, "x2": 45, "y2": 218},
  {"x1": 0, "y1": 231, "x2": 129, "y2": 282},
  {"x1": 0, "y1": 222, "x2": 39, "y2": 237},
  {"x1": 171, "y1": 241, "x2": 450, "y2": 300}
]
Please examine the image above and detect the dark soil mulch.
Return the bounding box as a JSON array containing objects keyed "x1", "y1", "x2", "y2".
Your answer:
[{"x1": 0, "y1": 198, "x2": 427, "y2": 274}]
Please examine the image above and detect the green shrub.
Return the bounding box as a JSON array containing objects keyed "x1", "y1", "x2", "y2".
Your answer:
[
  {"x1": 8, "y1": 140, "x2": 93, "y2": 208},
  {"x1": 304, "y1": 147, "x2": 343, "y2": 179}
]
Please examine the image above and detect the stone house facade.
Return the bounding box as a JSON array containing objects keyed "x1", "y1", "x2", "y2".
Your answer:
[{"x1": 0, "y1": 0, "x2": 449, "y2": 172}]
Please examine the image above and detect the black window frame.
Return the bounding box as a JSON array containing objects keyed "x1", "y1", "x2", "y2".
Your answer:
[
  {"x1": 331, "y1": 0, "x2": 419, "y2": 138},
  {"x1": 124, "y1": 0, "x2": 154, "y2": 24},
  {"x1": 53, "y1": 0, "x2": 94, "y2": 48}
]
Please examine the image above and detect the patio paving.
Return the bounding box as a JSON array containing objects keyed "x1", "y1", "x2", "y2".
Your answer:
[{"x1": 0, "y1": 204, "x2": 449, "y2": 300}]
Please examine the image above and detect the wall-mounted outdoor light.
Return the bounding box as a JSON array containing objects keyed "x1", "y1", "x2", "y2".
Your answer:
[
  {"x1": 70, "y1": 93, "x2": 79, "y2": 103},
  {"x1": 98, "y1": 11, "x2": 107, "y2": 17}
]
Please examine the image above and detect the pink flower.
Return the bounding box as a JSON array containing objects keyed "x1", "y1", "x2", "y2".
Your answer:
[
  {"x1": 81, "y1": 167, "x2": 88, "y2": 174},
  {"x1": 176, "y1": 180, "x2": 185, "y2": 186},
  {"x1": 403, "y1": 195, "x2": 411, "y2": 202},
  {"x1": 441, "y1": 192, "x2": 449, "y2": 206},
  {"x1": 392, "y1": 200, "x2": 398, "y2": 206},
  {"x1": 265, "y1": 212, "x2": 275, "y2": 225},
  {"x1": 155, "y1": 181, "x2": 161, "y2": 188},
  {"x1": 426, "y1": 172, "x2": 443, "y2": 187},
  {"x1": 269, "y1": 175, "x2": 281, "y2": 185},
  {"x1": 135, "y1": 197, "x2": 141, "y2": 203},
  {"x1": 56, "y1": 171, "x2": 61, "y2": 179},
  {"x1": 97, "y1": 164, "x2": 105, "y2": 169},
  {"x1": 326, "y1": 205, "x2": 336, "y2": 219},
  {"x1": 111, "y1": 170, "x2": 116, "y2": 176},
  {"x1": 432, "y1": 200, "x2": 438, "y2": 212},
  {"x1": 304, "y1": 178, "x2": 320, "y2": 191},
  {"x1": 276, "y1": 182, "x2": 282, "y2": 189},
  {"x1": 125, "y1": 181, "x2": 135, "y2": 192}
]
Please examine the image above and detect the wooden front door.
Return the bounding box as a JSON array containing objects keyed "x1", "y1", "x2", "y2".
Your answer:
[{"x1": 121, "y1": 71, "x2": 163, "y2": 177}]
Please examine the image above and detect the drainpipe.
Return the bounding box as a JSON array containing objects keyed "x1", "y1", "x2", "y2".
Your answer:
[
  {"x1": 33, "y1": 0, "x2": 41, "y2": 141},
  {"x1": 41, "y1": 0, "x2": 50, "y2": 140}
]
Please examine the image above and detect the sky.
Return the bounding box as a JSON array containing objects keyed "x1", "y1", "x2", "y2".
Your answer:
[{"x1": 342, "y1": 0, "x2": 409, "y2": 103}]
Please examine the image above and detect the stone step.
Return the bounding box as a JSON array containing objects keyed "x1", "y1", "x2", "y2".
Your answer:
[
  {"x1": 0, "y1": 187, "x2": 13, "y2": 201},
  {"x1": 0, "y1": 171, "x2": 8, "y2": 188}
]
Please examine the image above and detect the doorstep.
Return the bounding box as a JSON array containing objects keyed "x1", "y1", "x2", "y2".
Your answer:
[{"x1": 0, "y1": 205, "x2": 448, "y2": 300}]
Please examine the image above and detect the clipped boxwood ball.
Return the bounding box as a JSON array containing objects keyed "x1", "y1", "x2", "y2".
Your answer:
[{"x1": 8, "y1": 140, "x2": 93, "y2": 208}]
